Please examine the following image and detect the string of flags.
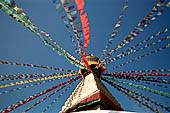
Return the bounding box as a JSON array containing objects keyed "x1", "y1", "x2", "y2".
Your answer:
[
  {"x1": 55, "y1": 0, "x2": 84, "y2": 58},
  {"x1": 0, "y1": 72, "x2": 77, "y2": 81},
  {"x1": 103, "y1": 77, "x2": 170, "y2": 112},
  {"x1": 0, "y1": 78, "x2": 59, "y2": 96},
  {"x1": 60, "y1": 15, "x2": 78, "y2": 54},
  {"x1": 0, "y1": 0, "x2": 86, "y2": 69},
  {"x1": 104, "y1": 28, "x2": 169, "y2": 64},
  {"x1": 102, "y1": 78, "x2": 164, "y2": 113},
  {"x1": 0, "y1": 73, "x2": 78, "y2": 88},
  {"x1": 42, "y1": 78, "x2": 79, "y2": 113},
  {"x1": 131, "y1": 80, "x2": 170, "y2": 89},
  {"x1": 116, "y1": 69, "x2": 170, "y2": 73},
  {"x1": 105, "y1": 35, "x2": 170, "y2": 64},
  {"x1": 0, "y1": 60, "x2": 76, "y2": 72},
  {"x1": 101, "y1": 1, "x2": 170, "y2": 64},
  {"x1": 103, "y1": 73, "x2": 170, "y2": 84},
  {"x1": 0, "y1": 0, "x2": 169, "y2": 113},
  {"x1": 38, "y1": 29, "x2": 86, "y2": 69},
  {"x1": 99, "y1": 0, "x2": 128, "y2": 60},
  {"x1": 103, "y1": 71, "x2": 170, "y2": 77},
  {"x1": 104, "y1": 78, "x2": 170, "y2": 98},
  {"x1": 22, "y1": 77, "x2": 80, "y2": 113},
  {"x1": 0, "y1": 76, "x2": 81, "y2": 113},
  {"x1": 112, "y1": 44, "x2": 170, "y2": 70}
]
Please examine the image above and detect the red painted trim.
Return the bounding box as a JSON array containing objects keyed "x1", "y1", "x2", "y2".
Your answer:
[{"x1": 66, "y1": 92, "x2": 123, "y2": 112}]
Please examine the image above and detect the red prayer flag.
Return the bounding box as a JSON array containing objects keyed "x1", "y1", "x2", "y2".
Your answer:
[{"x1": 74, "y1": 0, "x2": 85, "y2": 10}]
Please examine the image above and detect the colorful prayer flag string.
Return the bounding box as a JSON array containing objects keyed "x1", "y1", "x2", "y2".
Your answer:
[
  {"x1": 61, "y1": 15, "x2": 78, "y2": 54},
  {"x1": 0, "y1": 73, "x2": 78, "y2": 88},
  {"x1": 0, "y1": 72, "x2": 77, "y2": 81},
  {"x1": 105, "y1": 29, "x2": 169, "y2": 64},
  {"x1": 0, "y1": 76, "x2": 81, "y2": 113},
  {"x1": 103, "y1": 73, "x2": 170, "y2": 84},
  {"x1": 22, "y1": 77, "x2": 80, "y2": 113},
  {"x1": 102, "y1": 77, "x2": 170, "y2": 112},
  {"x1": 104, "y1": 77, "x2": 170, "y2": 98},
  {"x1": 105, "y1": 35, "x2": 170, "y2": 64},
  {"x1": 56, "y1": 1, "x2": 84, "y2": 58},
  {"x1": 101, "y1": 1, "x2": 170, "y2": 64},
  {"x1": 117, "y1": 69, "x2": 170, "y2": 73},
  {"x1": 0, "y1": 60, "x2": 76, "y2": 72},
  {"x1": 112, "y1": 44, "x2": 170, "y2": 70},
  {"x1": 0, "y1": 78, "x2": 59, "y2": 95},
  {"x1": 103, "y1": 72, "x2": 170, "y2": 76},
  {"x1": 0, "y1": 0, "x2": 86, "y2": 69},
  {"x1": 99, "y1": 0, "x2": 128, "y2": 60},
  {"x1": 131, "y1": 80, "x2": 170, "y2": 89}
]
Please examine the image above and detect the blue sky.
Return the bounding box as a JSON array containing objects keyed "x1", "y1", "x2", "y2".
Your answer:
[{"x1": 0, "y1": 0, "x2": 170, "y2": 113}]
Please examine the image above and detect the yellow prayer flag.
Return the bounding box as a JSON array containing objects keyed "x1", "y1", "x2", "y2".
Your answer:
[
  {"x1": 166, "y1": 2, "x2": 170, "y2": 7},
  {"x1": 45, "y1": 77, "x2": 48, "y2": 80},
  {"x1": 20, "y1": 81, "x2": 24, "y2": 84},
  {"x1": 15, "y1": 82, "x2": 20, "y2": 85},
  {"x1": 115, "y1": 24, "x2": 120, "y2": 28},
  {"x1": 24, "y1": 80, "x2": 29, "y2": 83},
  {"x1": 10, "y1": 83, "x2": 15, "y2": 86},
  {"x1": 54, "y1": 76, "x2": 58, "y2": 78},
  {"x1": 151, "y1": 17, "x2": 156, "y2": 21},
  {"x1": 29, "y1": 80, "x2": 33, "y2": 83},
  {"x1": 14, "y1": 6, "x2": 19, "y2": 11},
  {"x1": 33, "y1": 79, "x2": 37, "y2": 82},
  {"x1": 130, "y1": 37, "x2": 134, "y2": 40},
  {"x1": 48, "y1": 76, "x2": 52, "y2": 79},
  {"x1": 56, "y1": 3, "x2": 61, "y2": 9},
  {"x1": 41, "y1": 78, "x2": 45, "y2": 80},
  {"x1": 37, "y1": 78, "x2": 41, "y2": 81},
  {"x1": 0, "y1": 85, "x2": 5, "y2": 88},
  {"x1": 137, "y1": 23, "x2": 141, "y2": 26},
  {"x1": 67, "y1": 14, "x2": 71, "y2": 19},
  {"x1": 150, "y1": 36, "x2": 154, "y2": 39},
  {"x1": 124, "y1": 5, "x2": 128, "y2": 9},
  {"x1": 139, "y1": 28, "x2": 143, "y2": 31}
]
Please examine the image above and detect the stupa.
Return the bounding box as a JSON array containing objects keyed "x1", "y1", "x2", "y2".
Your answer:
[{"x1": 60, "y1": 54, "x2": 123, "y2": 113}]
